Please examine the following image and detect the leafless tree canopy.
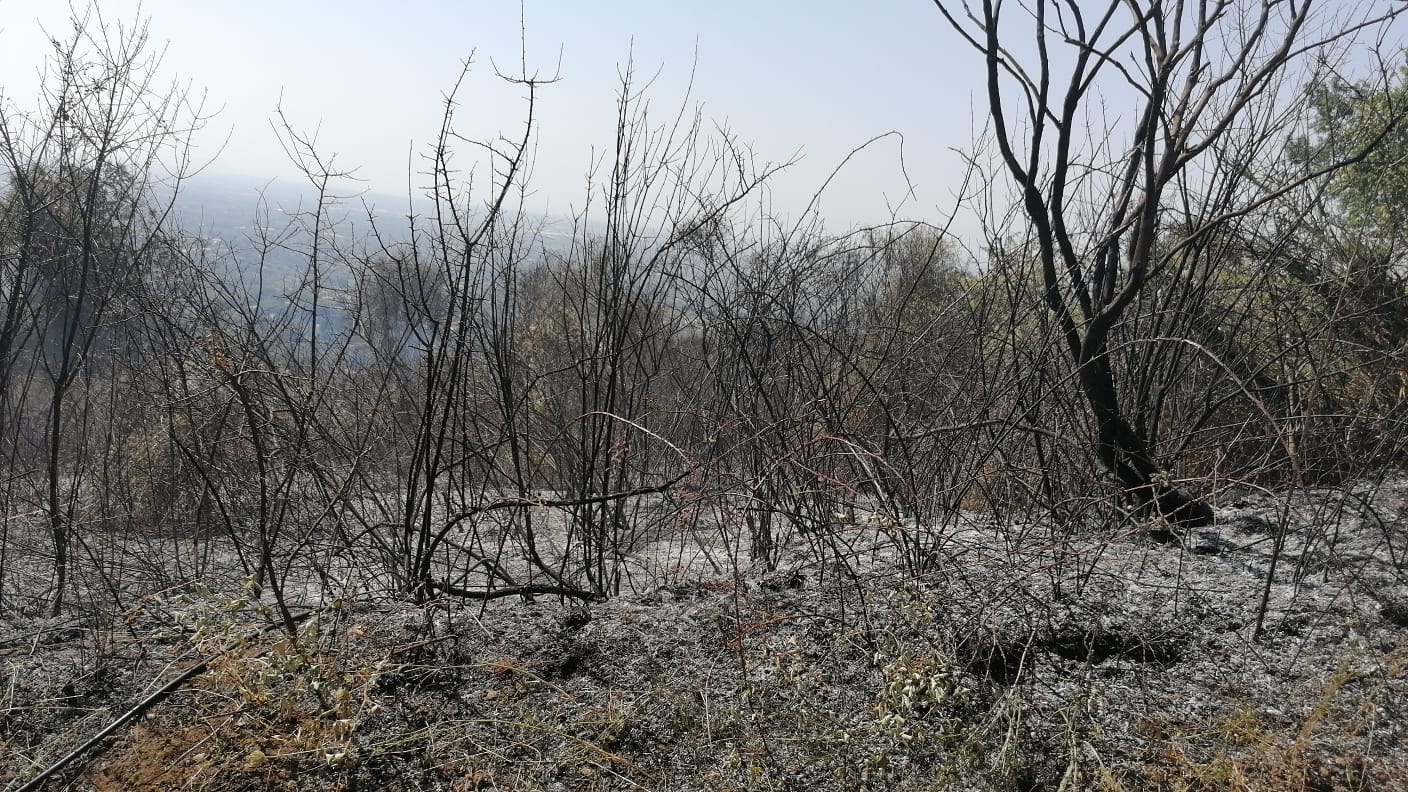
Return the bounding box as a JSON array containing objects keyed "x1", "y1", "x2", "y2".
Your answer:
[{"x1": 0, "y1": 0, "x2": 1401, "y2": 617}]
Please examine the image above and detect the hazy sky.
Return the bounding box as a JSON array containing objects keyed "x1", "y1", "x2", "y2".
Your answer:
[{"x1": 0, "y1": 1, "x2": 981, "y2": 229}]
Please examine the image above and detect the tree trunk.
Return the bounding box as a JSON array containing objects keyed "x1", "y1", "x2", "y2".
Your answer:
[{"x1": 1079, "y1": 356, "x2": 1214, "y2": 529}]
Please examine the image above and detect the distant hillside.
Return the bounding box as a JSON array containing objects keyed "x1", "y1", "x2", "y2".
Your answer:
[
  {"x1": 168, "y1": 170, "x2": 576, "y2": 265},
  {"x1": 165, "y1": 173, "x2": 412, "y2": 296},
  {"x1": 158, "y1": 171, "x2": 578, "y2": 332}
]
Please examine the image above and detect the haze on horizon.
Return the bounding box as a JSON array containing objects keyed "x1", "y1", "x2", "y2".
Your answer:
[{"x1": 0, "y1": 0, "x2": 980, "y2": 231}]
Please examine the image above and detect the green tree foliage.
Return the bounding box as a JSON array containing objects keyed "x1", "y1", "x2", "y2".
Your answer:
[
  {"x1": 1287, "y1": 62, "x2": 1408, "y2": 351},
  {"x1": 1293, "y1": 62, "x2": 1408, "y2": 244}
]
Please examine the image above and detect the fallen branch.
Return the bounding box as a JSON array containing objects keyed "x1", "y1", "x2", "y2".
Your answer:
[
  {"x1": 416, "y1": 470, "x2": 691, "y2": 585},
  {"x1": 424, "y1": 579, "x2": 600, "y2": 602},
  {"x1": 15, "y1": 610, "x2": 312, "y2": 792}
]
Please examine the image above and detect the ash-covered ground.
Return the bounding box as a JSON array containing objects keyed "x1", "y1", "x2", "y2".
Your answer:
[{"x1": 4, "y1": 478, "x2": 1408, "y2": 791}]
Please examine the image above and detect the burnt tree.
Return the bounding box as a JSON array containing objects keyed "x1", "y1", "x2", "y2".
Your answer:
[{"x1": 930, "y1": 0, "x2": 1405, "y2": 527}]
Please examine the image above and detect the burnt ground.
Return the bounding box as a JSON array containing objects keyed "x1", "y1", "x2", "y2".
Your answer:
[{"x1": 4, "y1": 479, "x2": 1408, "y2": 791}]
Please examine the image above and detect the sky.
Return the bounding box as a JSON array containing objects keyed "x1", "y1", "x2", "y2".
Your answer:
[{"x1": 0, "y1": 0, "x2": 983, "y2": 230}]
